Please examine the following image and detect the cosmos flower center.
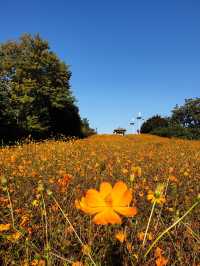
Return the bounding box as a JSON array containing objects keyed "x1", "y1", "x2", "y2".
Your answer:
[{"x1": 105, "y1": 195, "x2": 113, "y2": 207}]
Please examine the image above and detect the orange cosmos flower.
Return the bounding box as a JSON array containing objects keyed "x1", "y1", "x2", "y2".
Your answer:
[
  {"x1": 0, "y1": 223, "x2": 11, "y2": 232},
  {"x1": 72, "y1": 262, "x2": 84, "y2": 266},
  {"x1": 137, "y1": 231, "x2": 153, "y2": 241},
  {"x1": 156, "y1": 256, "x2": 168, "y2": 266},
  {"x1": 31, "y1": 259, "x2": 46, "y2": 266},
  {"x1": 76, "y1": 181, "x2": 137, "y2": 225},
  {"x1": 57, "y1": 174, "x2": 73, "y2": 192},
  {"x1": 155, "y1": 247, "x2": 168, "y2": 266},
  {"x1": 7, "y1": 231, "x2": 21, "y2": 242},
  {"x1": 115, "y1": 230, "x2": 127, "y2": 243},
  {"x1": 169, "y1": 175, "x2": 178, "y2": 183}
]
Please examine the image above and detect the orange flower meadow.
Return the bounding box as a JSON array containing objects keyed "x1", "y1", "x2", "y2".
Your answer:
[{"x1": 0, "y1": 134, "x2": 199, "y2": 265}]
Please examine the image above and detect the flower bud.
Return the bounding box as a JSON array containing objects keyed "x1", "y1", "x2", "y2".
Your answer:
[
  {"x1": 197, "y1": 194, "x2": 200, "y2": 202},
  {"x1": 47, "y1": 189, "x2": 53, "y2": 196},
  {"x1": 1, "y1": 176, "x2": 7, "y2": 186},
  {"x1": 37, "y1": 180, "x2": 44, "y2": 192},
  {"x1": 130, "y1": 174, "x2": 135, "y2": 182}
]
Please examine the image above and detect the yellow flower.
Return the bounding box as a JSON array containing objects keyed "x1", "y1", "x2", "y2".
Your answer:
[
  {"x1": 147, "y1": 191, "x2": 166, "y2": 205},
  {"x1": 126, "y1": 242, "x2": 132, "y2": 252},
  {"x1": 0, "y1": 223, "x2": 11, "y2": 232},
  {"x1": 156, "y1": 256, "x2": 168, "y2": 266},
  {"x1": 82, "y1": 244, "x2": 91, "y2": 255},
  {"x1": 32, "y1": 199, "x2": 39, "y2": 207},
  {"x1": 20, "y1": 214, "x2": 30, "y2": 227},
  {"x1": 130, "y1": 174, "x2": 135, "y2": 182},
  {"x1": 31, "y1": 259, "x2": 46, "y2": 266},
  {"x1": 122, "y1": 168, "x2": 129, "y2": 175},
  {"x1": 75, "y1": 199, "x2": 81, "y2": 209},
  {"x1": 7, "y1": 231, "x2": 21, "y2": 242},
  {"x1": 137, "y1": 231, "x2": 153, "y2": 241},
  {"x1": 115, "y1": 231, "x2": 127, "y2": 243},
  {"x1": 76, "y1": 181, "x2": 137, "y2": 225},
  {"x1": 72, "y1": 262, "x2": 84, "y2": 266},
  {"x1": 131, "y1": 166, "x2": 142, "y2": 177},
  {"x1": 169, "y1": 175, "x2": 178, "y2": 183},
  {"x1": 147, "y1": 184, "x2": 166, "y2": 205},
  {"x1": 155, "y1": 247, "x2": 169, "y2": 266}
]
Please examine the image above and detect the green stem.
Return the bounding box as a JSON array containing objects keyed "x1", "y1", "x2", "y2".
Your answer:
[
  {"x1": 51, "y1": 194, "x2": 97, "y2": 266},
  {"x1": 181, "y1": 221, "x2": 200, "y2": 243},
  {"x1": 160, "y1": 217, "x2": 183, "y2": 265},
  {"x1": 41, "y1": 193, "x2": 49, "y2": 246},
  {"x1": 143, "y1": 200, "x2": 156, "y2": 247},
  {"x1": 6, "y1": 186, "x2": 42, "y2": 256},
  {"x1": 145, "y1": 200, "x2": 199, "y2": 257},
  {"x1": 6, "y1": 187, "x2": 15, "y2": 228},
  {"x1": 41, "y1": 192, "x2": 50, "y2": 265},
  {"x1": 50, "y1": 251, "x2": 73, "y2": 263}
]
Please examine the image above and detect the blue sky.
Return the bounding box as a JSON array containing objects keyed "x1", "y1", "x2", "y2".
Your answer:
[{"x1": 0, "y1": 0, "x2": 200, "y2": 133}]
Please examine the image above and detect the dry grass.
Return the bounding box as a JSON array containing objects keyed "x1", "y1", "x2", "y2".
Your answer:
[{"x1": 0, "y1": 134, "x2": 200, "y2": 265}]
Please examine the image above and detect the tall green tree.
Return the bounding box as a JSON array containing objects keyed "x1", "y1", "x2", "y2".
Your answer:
[
  {"x1": 171, "y1": 98, "x2": 200, "y2": 128},
  {"x1": 140, "y1": 115, "x2": 169, "y2": 133},
  {"x1": 81, "y1": 118, "x2": 96, "y2": 137},
  {"x1": 0, "y1": 34, "x2": 82, "y2": 140}
]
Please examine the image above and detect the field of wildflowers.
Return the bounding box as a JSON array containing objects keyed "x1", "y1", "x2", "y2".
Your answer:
[{"x1": 0, "y1": 134, "x2": 199, "y2": 266}]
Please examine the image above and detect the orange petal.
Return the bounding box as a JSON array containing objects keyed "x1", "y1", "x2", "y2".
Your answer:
[
  {"x1": 119, "y1": 189, "x2": 132, "y2": 206},
  {"x1": 79, "y1": 197, "x2": 99, "y2": 214},
  {"x1": 147, "y1": 193, "x2": 154, "y2": 201},
  {"x1": 155, "y1": 247, "x2": 163, "y2": 258},
  {"x1": 79, "y1": 197, "x2": 98, "y2": 214},
  {"x1": 114, "y1": 206, "x2": 137, "y2": 217},
  {"x1": 156, "y1": 256, "x2": 168, "y2": 266},
  {"x1": 93, "y1": 209, "x2": 122, "y2": 225},
  {"x1": 99, "y1": 182, "x2": 112, "y2": 199},
  {"x1": 111, "y1": 181, "x2": 128, "y2": 206},
  {"x1": 85, "y1": 189, "x2": 106, "y2": 208},
  {"x1": 0, "y1": 223, "x2": 11, "y2": 232}
]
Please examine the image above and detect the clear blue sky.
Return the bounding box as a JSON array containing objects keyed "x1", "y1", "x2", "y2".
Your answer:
[{"x1": 1, "y1": 0, "x2": 200, "y2": 133}]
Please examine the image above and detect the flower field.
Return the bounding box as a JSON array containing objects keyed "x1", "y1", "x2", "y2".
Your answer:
[{"x1": 0, "y1": 134, "x2": 199, "y2": 266}]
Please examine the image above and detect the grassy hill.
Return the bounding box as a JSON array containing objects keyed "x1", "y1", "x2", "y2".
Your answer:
[{"x1": 0, "y1": 135, "x2": 199, "y2": 265}]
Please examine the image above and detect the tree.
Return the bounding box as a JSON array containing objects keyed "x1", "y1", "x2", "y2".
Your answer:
[
  {"x1": 0, "y1": 34, "x2": 82, "y2": 140},
  {"x1": 140, "y1": 115, "x2": 169, "y2": 133},
  {"x1": 81, "y1": 118, "x2": 96, "y2": 137},
  {"x1": 0, "y1": 80, "x2": 12, "y2": 125},
  {"x1": 171, "y1": 98, "x2": 200, "y2": 128}
]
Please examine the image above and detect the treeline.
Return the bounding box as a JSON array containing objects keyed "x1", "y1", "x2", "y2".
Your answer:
[
  {"x1": 141, "y1": 98, "x2": 200, "y2": 140},
  {"x1": 0, "y1": 34, "x2": 95, "y2": 143}
]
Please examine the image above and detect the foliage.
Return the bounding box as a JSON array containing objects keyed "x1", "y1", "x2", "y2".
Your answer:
[
  {"x1": 151, "y1": 126, "x2": 200, "y2": 140},
  {"x1": 0, "y1": 34, "x2": 82, "y2": 141},
  {"x1": 0, "y1": 135, "x2": 199, "y2": 265},
  {"x1": 142, "y1": 98, "x2": 200, "y2": 140},
  {"x1": 81, "y1": 118, "x2": 96, "y2": 137},
  {"x1": 140, "y1": 115, "x2": 169, "y2": 133},
  {"x1": 171, "y1": 98, "x2": 200, "y2": 128}
]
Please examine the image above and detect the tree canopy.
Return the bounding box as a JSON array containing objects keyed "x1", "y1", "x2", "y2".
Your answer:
[
  {"x1": 81, "y1": 118, "x2": 97, "y2": 137},
  {"x1": 171, "y1": 98, "x2": 200, "y2": 128},
  {"x1": 141, "y1": 98, "x2": 200, "y2": 139},
  {"x1": 140, "y1": 115, "x2": 169, "y2": 133},
  {"x1": 0, "y1": 34, "x2": 83, "y2": 141}
]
